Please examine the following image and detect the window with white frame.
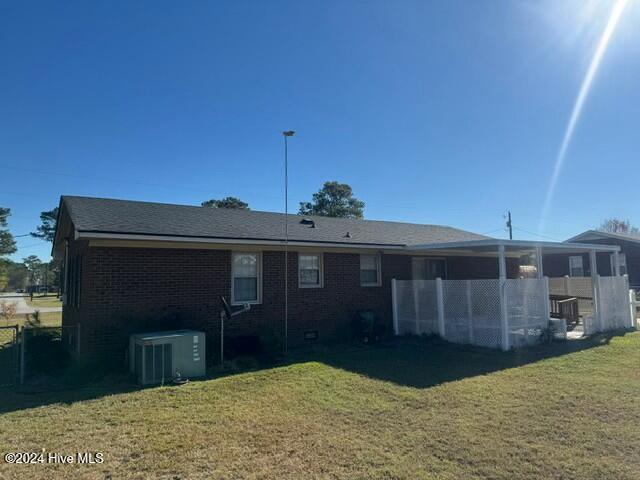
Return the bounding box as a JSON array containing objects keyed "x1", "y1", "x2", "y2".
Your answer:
[
  {"x1": 611, "y1": 253, "x2": 627, "y2": 276},
  {"x1": 360, "y1": 254, "x2": 381, "y2": 286},
  {"x1": 232, "y1": 252, "x2": 261, "y2": 304},
  {"x1": 298, "y1": 253, "x2": 323, "y2": 288},
  {"x1": 569, "y1": 255, "x2": 584, "y2": 277}
]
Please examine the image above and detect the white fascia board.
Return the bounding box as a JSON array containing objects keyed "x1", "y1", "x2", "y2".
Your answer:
[
  {"x1": 76, "y1": 231, "x2": 621, "y2": 253},
  {"x1": 566, "y1": 230, "x2": 640, "y2": 245},
  {"x1": 407, "y1": 239, "x2": 620, "y2": 253},
  {"x1": 75, "y1": 231, "x2": 405, "y2": 250}
]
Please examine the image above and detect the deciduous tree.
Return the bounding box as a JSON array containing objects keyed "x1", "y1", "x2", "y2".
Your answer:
[{"x1": 598, "y1": 218, "x2": 639, "y2": 235}]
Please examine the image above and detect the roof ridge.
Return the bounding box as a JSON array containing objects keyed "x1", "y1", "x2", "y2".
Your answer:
[{"x1": 60, "y1": 195, "x2": 470, "y2": 231}]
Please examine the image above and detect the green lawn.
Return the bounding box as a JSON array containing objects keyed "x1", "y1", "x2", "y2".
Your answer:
[
  {"x1": 3, "y1": 311, "x2": 62, "y2": 330},
  {"x1": 25, "y1": 294, "x2": 63, "y2": 309},
  {"x1": 1, "y1": 333, "x2": 639, "y2": 479}
]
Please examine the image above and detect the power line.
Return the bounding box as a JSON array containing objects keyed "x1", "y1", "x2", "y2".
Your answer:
[
  {"x1": 17, "y1": 242, "x2": 46, "y2": 248},
  {"x1": 512, "y1": 227, "x2": 562, "y2": 242},
  {"x1": 481, "y1": 227, "x2": 506, "y2": 235}
]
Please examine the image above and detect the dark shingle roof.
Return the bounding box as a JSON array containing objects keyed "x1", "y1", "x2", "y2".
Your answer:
[
  {"x1": 566, "y1": 230, "x2": 640, "y2": 245},
  {"x1": 62, "y1": 196, "x2": 488, "y2": 247}
]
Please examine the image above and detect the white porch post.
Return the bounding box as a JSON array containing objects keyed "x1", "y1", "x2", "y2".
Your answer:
[
  {"x1": 623, "y1": 275, "x2": 634, "y2": 329},
  {"x1": 590, "y1": 249, "x2": 601, "y2": 332},
  {"x1": 537, "y1": 246, "x2": 551, "y2": 322},
  {"x1": 498, "y1": 245, "x2": 509, "y2": 351},
  {"x1": 436, "y1": 277, "x2": 445, "y2": 339},
  {"x1": 544, "y1": 276, "x2": 551, "y2": 322},
  {"x1": 466, "y1": 280, "x2": 474, "y2": 344},
  {"x1": 499, "y1": 245, "x2": 507, "y2": 281},
  {"x1": 629, "y1": 287, "x2": 637, "y2": 330},
  {"x1": 535, "y1": 246, "x2": 544, "y2": 279}
]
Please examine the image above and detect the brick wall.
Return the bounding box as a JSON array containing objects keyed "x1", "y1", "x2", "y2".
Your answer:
[
  {"x1": 63, "y1": 244, "x2": 518, "y2": 364},
  {"x1": 65, "y1": 246, "x2": 414, "y2": 363}
]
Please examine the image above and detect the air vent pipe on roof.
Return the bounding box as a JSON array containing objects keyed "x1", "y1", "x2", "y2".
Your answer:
[{"x1": 300, "y1": 218, "x2": 316, "y2": 228}]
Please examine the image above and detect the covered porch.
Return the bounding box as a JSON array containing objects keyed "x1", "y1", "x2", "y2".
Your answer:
[{"x1": 392, "y1": 239, "x2": 633, "y2": 350}]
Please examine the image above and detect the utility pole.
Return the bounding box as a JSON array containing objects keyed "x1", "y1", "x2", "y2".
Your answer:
[
  {"x1": 282, "y1": 131, "x2": 295, "y2": 354},
  {"x1": 506, "y1": 211, "x2": 513, "y2": 240}
]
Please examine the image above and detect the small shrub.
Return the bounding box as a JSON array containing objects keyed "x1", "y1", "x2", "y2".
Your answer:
[
  {"x1": 351, "y1": 310, "x2": 387, "y2": 344},
  {"x1": 539, "y1": 324, "x2": 555, "y2": 345},
  {"x1": 225, "y1": 335, "x2": 262, "y2": 358},
  {"x1": 26, "y1": 329, "x2": 71, "y2": 374},
  {"x1": 0, "y1": 300, "x2": 17, "y2": 326},
  {"x1": 225, "y1": 355, "x2": 261, "y2": 372},
  {"x1": 26, "y1": 309, "x2": 41, "y2": 327}
]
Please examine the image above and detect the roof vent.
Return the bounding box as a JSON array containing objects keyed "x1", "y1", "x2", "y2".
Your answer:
[
  {"x1": 300, "y1": 218, "x2": 316, "y2": 228},
  {"x1": 345, "y1": 232, "x2": 352, "y2": 238}
]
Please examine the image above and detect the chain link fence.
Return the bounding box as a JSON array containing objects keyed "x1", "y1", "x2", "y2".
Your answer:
[
  {"x1": 0, "y1": 324, "x2": 79, "y2": 388},
  {"x1": 0, "y1": 326, "x2": 19, "y2": 387}
]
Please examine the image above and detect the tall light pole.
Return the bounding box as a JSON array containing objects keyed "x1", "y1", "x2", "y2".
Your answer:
[{"x1": 282, "y1": 130, "x2": 295, "y2": 354}]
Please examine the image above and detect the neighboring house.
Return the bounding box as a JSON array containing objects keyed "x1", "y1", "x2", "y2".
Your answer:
[
  {"x1": 565, "y1": 230, "x2": 640, "y2": 289},
  {"x1": 51, "y1": 196, "x2": 620, "y2": 361}
]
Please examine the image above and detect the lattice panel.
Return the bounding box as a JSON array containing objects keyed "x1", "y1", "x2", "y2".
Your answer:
[
  {"x1": 505, "y1": 278, "x2": 548, "y2": 347},
  {"x1": 414, "y1": 280, "x2": 439, "y2": 335},
  {"x1": 469, "y1": 280, "x2": 502, "y2": 348},
  {"x1": 548, "y1": 277, "x2": 566, "y2": 296},
  {"x1": 395, "y1": 280, "x2": 438, "y2": 335},
  {"x1": 567, "y1": 277, "x2": 593, "y2": 298},
  {"x1": 442, "y1": 280, "x2": 471, "y2": 344},
  {"x1": 395, "y1": 280, "x2": 418, "y2": 335},
  {"x1": 598, "y1": 276, "x2": 631, "y2": 331}
]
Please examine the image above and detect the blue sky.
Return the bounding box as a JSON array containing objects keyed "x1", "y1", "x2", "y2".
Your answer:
[{"x1": 2, "y1": 0, "x2": 639, "y2": 261}]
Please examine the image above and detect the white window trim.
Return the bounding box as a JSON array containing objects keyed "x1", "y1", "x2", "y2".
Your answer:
[
  {"x1": 610, "y1": 253, "x2": 627, "y2": 276},
  {"x1": 298, "y1": 252, "x2": 324, "y2": 289},
  {"x1": 360, "y1": 253, "x2": 382, "y2": 287},
  {"x1": 569, "y1": 255, "x2": 584, "y2": 277},
  {"x1": 231, "y1": 251, "x2": 262, "y2": 305}
]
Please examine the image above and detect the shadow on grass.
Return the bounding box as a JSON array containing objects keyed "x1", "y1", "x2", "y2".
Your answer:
[
  {"x1": 297, "y1": 332, "x2": 625, "y2": 389},
  {"x1": 0, "y1": 330, "x2": 631, "y2": 415}
]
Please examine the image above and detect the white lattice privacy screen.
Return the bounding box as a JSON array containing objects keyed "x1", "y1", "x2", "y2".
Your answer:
[
  {"x1": 393, "y1": 275, "x2": 633, "y2": 351},
  {"x1": 393, "y1": 278, "x2": 547, "y2": 350},
  {"x1": 504, "y1": 279, "x2": 549, "y2": 348},
  {"x1": 599, "y1": 276, "x2": 632, "y2": 331},
  {"x1": 548, "y1": 276, "x2": 594, "y2": 316},
  {"x1": 395, "y1": 280, "x2": 438, "y2": 336}
]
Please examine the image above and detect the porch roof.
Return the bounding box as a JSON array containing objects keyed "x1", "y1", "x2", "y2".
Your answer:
[{"x1": 406, "y1": 239, "x2": 620, "y2": 256}]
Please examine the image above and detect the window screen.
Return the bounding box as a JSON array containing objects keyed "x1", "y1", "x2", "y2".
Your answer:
[
  {"x1": 360, "y1": 254, "x2": 380, "y2": 286},
  {"x1": 299, "y1": 254, "x2": 322, "y2": 287},
  {"x1": 232, "y1": 253, "x2": 260, "y2": 303},
  {"x1": 569, "y1": 256, "x2": 584, "y2": 277}
]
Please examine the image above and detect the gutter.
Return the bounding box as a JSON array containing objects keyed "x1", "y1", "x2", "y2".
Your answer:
[{"x1": 74, "y1": 230, "x2": 407, "y2": 250}]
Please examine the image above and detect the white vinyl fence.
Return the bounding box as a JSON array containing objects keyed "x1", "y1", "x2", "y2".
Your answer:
[
  {"x1": 392, "y1": 278, "x2": 549, "y2": 350},
  {"x1": 599, "y1": 276, "x2": 633, "y2": 331},
  {"x1": 630, "y1": 290, "x2": 640, "y2": 329},
  {"x1": 548, "y1": 276, "x2": 594, "y2": 316},
  {"x1": 548, "y1": 275, "x2": 634, "y2": 334},
  {"x1": 392, "y1": 275, "x2": 634, "y2": 351}
]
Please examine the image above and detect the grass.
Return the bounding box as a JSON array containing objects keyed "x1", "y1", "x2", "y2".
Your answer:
[
  {"x1": 1, "y1": 333, "x2": 639, "y2": 479},
  {"x1": 1, "y1": 311, "x2": 61, "y2": 329},
  {"x1": 25, "y1": 294, "x2": 62, "y2": 309}
]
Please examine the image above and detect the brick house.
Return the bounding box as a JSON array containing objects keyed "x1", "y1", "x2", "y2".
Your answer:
[
  {"x1": 52, "y1": 196, "x2": 622, "y2": 362},
  {"x1": 564, "y1": 230, "x2": 640, "y2": 290}
]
